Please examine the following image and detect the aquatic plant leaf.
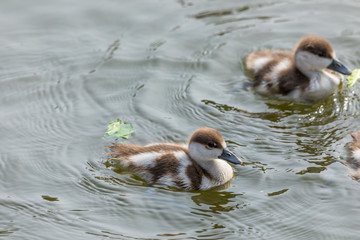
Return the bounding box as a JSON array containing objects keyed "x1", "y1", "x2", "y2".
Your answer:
[
  {"x1": 104, "y1": 120, "x2": 134, "y2": 139},
  {"x1": 346, "y1": 69, "x2": 360, "y2": 87}
]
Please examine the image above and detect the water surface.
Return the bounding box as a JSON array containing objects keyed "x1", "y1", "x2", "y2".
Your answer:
[{"x1": 1, "y1": 0, "x2": 360, "y2": 239}]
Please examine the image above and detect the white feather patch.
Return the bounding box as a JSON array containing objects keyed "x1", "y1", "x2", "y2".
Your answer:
[
  {"x1": 173, "y1": 151, "x2": 192, "y2": 187},
  {"x1": 128, "y1": 152, "x2": 159, "y2": 168},
  {"x1": 252, "y1": 56, "x2": 271, "y2": 74},
  {"x1": 352, "y1": 149, "x2": 360, "y2": 161},
  {"x1": 270, "y1": 58, "x2": 291, "y2": 82}
]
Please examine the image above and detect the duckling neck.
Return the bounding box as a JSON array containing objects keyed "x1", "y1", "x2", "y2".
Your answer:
[
  {"x1": 296, "y1": 63, "x2": 319, "y2": 80},
  {"x1": 302, "y1": 68, "x2": 341, "y2": 91},
  {"x1": 295, "y1": 52, "x2": 322, "y2": 79},
  {"x1": 296, "y1": 62, "x2": 340, "y2": 90},
  {"x1": 196, "y1": 159, "x2": 234, "y2": 184}
]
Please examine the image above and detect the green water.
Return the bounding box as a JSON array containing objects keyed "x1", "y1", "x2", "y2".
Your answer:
[{"x1": 1, "y1": 0, "x2": 360, "y2": 239}]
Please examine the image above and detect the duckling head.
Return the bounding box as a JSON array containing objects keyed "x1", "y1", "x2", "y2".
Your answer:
[
  {"x1": 294, "y1": 36, "x2": 351, "y2": 77},
  {"x1": 188, "y1": 127, "x2": 242, "y2": 165}
]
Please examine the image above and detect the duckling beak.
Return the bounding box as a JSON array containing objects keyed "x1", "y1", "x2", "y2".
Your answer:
[
  {"x1": 219, "y1": 148, "x2": 242, "y2": 165},
  {"x1": 327, "y1": 59, "x2": 352, "y2": 75}
]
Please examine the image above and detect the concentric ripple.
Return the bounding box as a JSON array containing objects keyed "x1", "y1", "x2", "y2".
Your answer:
[{"x1": 2, "y1": 0, "x2": 360, "y2": 239}]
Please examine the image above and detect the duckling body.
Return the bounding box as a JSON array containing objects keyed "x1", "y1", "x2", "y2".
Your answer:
[
  {"x1": 108, "y1": 127, "x2": 241, "y2": 190},
  {"x1": 347, "y1": 130, "x2": 360, "y2": 180},
  {"x1": 245, "y1": 36, "x2": 351, "y2": 103}
]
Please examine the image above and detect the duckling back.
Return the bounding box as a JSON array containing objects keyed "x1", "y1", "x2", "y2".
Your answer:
[
  {"x1": 108, "y1": 143, "x2": 210, "y2": 190},
  {"x1": 245, "y1": 49, "x2": 309, "y2": 97}
]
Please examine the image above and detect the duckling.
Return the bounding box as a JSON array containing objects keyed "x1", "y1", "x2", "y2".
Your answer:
[
  {"x1": 108, "y1": 127, "x2": 242, "y2": 190},
  {"x1": 245, "y1": 36, "x2": 351, "y2": 103},
  {"x1": 347, "y1": 130, "x2": 360, "y2": 180}
]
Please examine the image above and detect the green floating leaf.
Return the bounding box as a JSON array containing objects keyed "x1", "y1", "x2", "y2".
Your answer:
[
  {"x1": 346, "y1": 69, "x2": 360, "y2": 87},
  {"x1": 104, "y1": 119, "x2": 134, "y2": 139}
]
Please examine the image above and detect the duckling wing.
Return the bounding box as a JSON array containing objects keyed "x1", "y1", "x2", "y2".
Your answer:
[
  {"x1": 108, "y1": 143, "x2": 197, "y2": 189},
  {"x1": 246, "y1": 50, "x2": 310, "y2": 96},
  {"x1": 108, "y1": 143, "x2": 144, "y2": 159},
  {"x1": 108, "y1": 143, "x2": 187, "y2": 158},
  {"x1": 246, "y1": 50, "x2": 292, "y2": 79}
]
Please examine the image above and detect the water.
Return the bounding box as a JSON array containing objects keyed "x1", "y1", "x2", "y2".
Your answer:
[{"x1": 1, "y1": 0, "x2": 360, "y2": 239}]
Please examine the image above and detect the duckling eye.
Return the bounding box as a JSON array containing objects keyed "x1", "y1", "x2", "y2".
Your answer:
[
  {"x1": 207, "y1": 142, "x2": 216, "y2": 148},
  {"x1": 318, "y1": 52, "x2": 325, "y2": 57}
]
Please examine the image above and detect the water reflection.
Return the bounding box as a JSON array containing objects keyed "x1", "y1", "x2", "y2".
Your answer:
[
  {"x1": 296, "y1": 166, "x2": 327, "y2": 175},
  {"x1": 202, "y1": 96, "x2": 355, "y2": 176},
  {"x1": 193, "y1": 6, "x2": 250, "y2": 19},
  {"x1": 190, "y1": 2, "x2": 279, "y2": 26},
  {"x1": 191, "y1": 190, "x2": 244, "y2": 214},
  {"x1": 41, "y1": 195, "x2": 59, "y2": 202},
  {"x1": 0, "y1": 228, "x2": 19, "y2": 238},
  {"x1": 89, "y1": 39, "x2": 120, "y2": 74},
  {"x1": 267, "y1": 188, "x2": 288, "y2": 197},
  {"x1": 245, "y1": 161, "x2": 274, "y2": 173},
  {"x1": 2, "y1": 0, "x2": 360, "y2": 239},
  {"x1": 202, "y1": 99, "x2": 289, "y2": 122}
]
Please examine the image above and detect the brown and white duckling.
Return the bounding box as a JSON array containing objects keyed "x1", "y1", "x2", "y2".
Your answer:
[
  {"x1": 108, "y1": 127, "x2": 242, "y2": 190},
  {"x1": 245, "y1": 36, "x2": 351, "y2": 103},
  {"x1": 347, "y1": 130, "x2": 360, "y2": 180}
]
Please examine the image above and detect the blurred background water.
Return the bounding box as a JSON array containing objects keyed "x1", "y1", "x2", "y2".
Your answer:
[{"x1": 1, "y1": 0, "x2": 360, "y2": 239}]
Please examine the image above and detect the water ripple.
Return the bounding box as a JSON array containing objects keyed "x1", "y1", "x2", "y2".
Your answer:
[{"x1": 2, "y1": 0, "x2": 360, "y2": 239}]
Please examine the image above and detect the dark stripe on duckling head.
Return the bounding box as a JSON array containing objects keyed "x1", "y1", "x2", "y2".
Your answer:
[
  {"x1": 295, "y1": 36, "x2": 333, "y2": 59},
  {"x1": 189, "y1": 127, "x2": 224, "y2": 149}
]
